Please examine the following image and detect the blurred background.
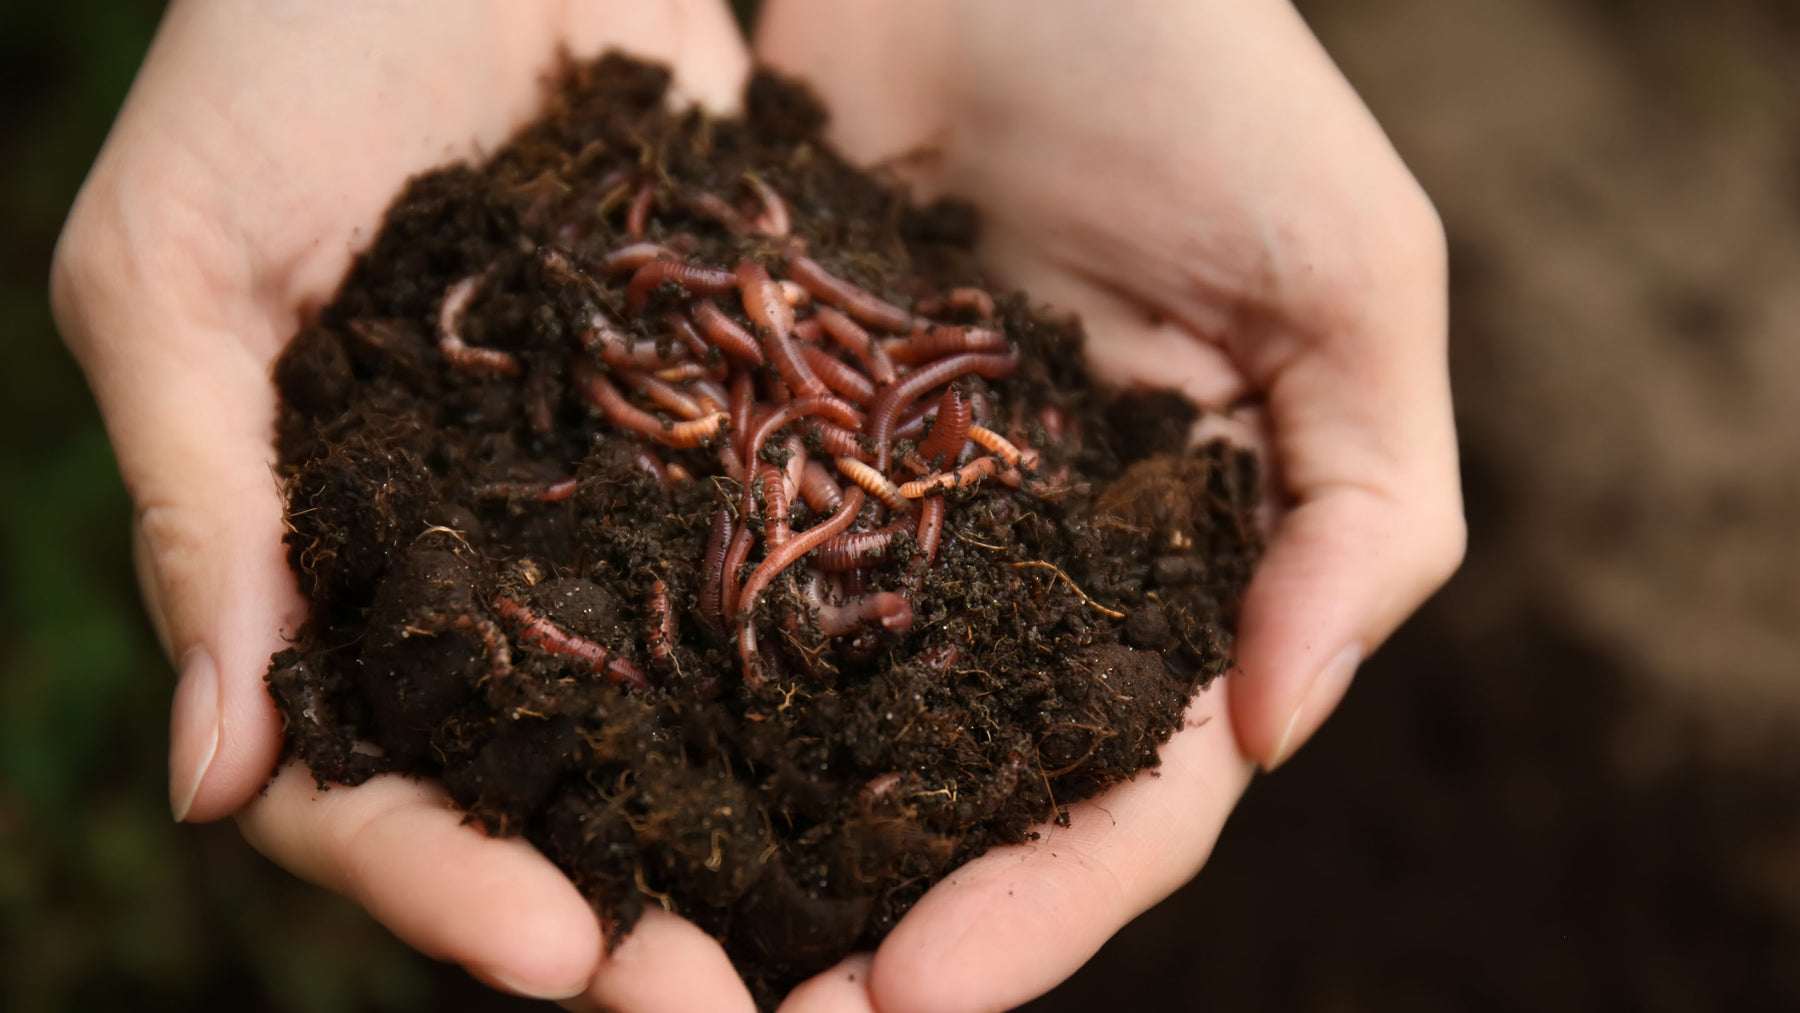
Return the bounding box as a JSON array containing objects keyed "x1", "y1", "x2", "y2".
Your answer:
[{"x1": 3, "y1": 0, "x2": 1795, "y2": 1009}]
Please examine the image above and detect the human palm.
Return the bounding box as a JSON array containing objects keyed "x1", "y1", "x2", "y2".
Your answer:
[{"x1": 55, "y1": 2, "x2": 1461, "y2": 1011}]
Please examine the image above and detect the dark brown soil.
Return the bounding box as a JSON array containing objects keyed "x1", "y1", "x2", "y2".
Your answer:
[{"x1": 264, "y1": 54, "x2": 1257, "y2": 1004}]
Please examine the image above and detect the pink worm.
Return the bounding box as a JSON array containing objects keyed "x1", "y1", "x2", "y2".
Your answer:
[
  {"x1": 800, "y1": 344, "x2": 877, "y2": 405},
  {"x1": 572, "y1": 360, "x2": 728, "y2": 448},
  {"x1": 815, "y1": 591, "x2": 914, "y2": 637},
  {"x1": 869, "y1": 348, "x2": 1022, "y2": 468},
  {"x1": 914, "y1": 387, "x2": 972, "y2": 471},
  {"x1": 625, "y1": 260, "x2": 738, "y2": 313},
  {"x1": 691, "y1": 300, "x2": 766, "y2": 365},
  {"x1": 814, "y1": 305, "x2": 898, "y2": 385},
  {"x1": 437, "y1": 274, "x2": 522, "y2": 377},
  {"x1": 492, "y1": 594, "x2": 647, "y2": 689},
  {"x1": 783, "y1": 255, "x2": 913, "y2": 333},
  {"x1": 736, "y1": 488, "x2": 866, "y2": 685}
]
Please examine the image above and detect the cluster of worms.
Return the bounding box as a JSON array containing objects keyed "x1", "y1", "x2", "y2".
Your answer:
[{"x1": 438, "y1": 176, "x2": 1058, "y2": 690}]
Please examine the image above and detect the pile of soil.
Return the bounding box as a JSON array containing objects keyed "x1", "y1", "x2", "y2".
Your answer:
[{"x1": 264, "y1": 55, "x2": 1257, "y2": 1001}]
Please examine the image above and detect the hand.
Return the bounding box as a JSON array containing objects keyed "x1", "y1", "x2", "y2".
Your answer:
[
  {"x1": 756, "y1": 1, "x2": 1465, "y2": 1010},
  {"x1": 51, "y1": 2, "x2": 764, "y2": 1007}
]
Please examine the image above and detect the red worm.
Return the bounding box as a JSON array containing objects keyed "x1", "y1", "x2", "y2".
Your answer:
[
  {"x1": 698, "y1": 506, "x2": 735, "y2": 631},
  {"x1": 893, "y1": 399, "x2": 936, "y2": 441},
  {"x1": 645, "y1": 579, "x2": 675, "y2": 663},
  {"x1": 869, "y1": 348, "x2": 1022, "y2": 467},
  {"x1": 800, "y1": 345, "x2": 877, "y2": 405},
  {"x1": 744, "y1": 174, "x2": 791, "y2": 237},
  {"x1": 689, "y1": 377, "x2": 729, "y2": 413},
  {"x1": 883, "y1": 326, "x2": 1010, "y2": 366},
  {"x1": 835, "y1": 456, "x2": 912, "y2": 514},
  {"x1": 780, "y1": 280, "x2": 811, "y2": 308},
  {"x1": 573, "y1": 360, "x2": 728, "y2": 448},
  {"x1": 915, "y1": 286, "x2": 997, "y2": 320},
  {"x1": 626, "y1": 261, "x2": 738, "y2": 313},
  {"x1": 681, "y1": 190, "x2": 751, "y2": 234},
  {"x1": 736, "y1": 487, "x2": 867, "y2": 683},
  {"x1": 663, "y1": 311, "x2": 715, "y2": 361},
  {"x1": 632, "y1": 448, "x2": 668, "y2": 486},
  {"x1": 799, "y1": 418, "x2": 873, "y2": 463},
  {"x1": 492, "y1": 594, "x2": 647, "y2": 689},
  {"x1": 798, "y1": 458, "x2": 844, "y2": 514},
  {"x1": 815, "y1": 591, "x2": 914, "y2": 637},
  {"x1": 783, "y1": 255, "x2": 913, "y2": 333},
  {"x1": 914, "y1": 387, "x2": 972, "y2": 470},
  {"x1": 599, "y1": 242, "x2": 678, "y2": 276},
  {"x1": 719, "y1": 521, "x2": 757, "y2": 623},
  {"x1": 652, "y1": 361, "x2": 717, "y2": 383},
  {"x1": 815, "y1": 519, "x2": 912, "y2": 571},
  {"x1": 736, "y1": 262, "x2": 827, "y2": 402},
  {"x1": 915, "y1": 495, "x2": 946, "y2": 571},
  {"x1": 624, "y1": 178, "x2": 655, "y2": 240},
  {"x1": 756, "y1": 461, "x2": 793, "y2": 550},
  {"x1": 473, "y1": 478, "x2": 580, "y2": 503},
  {"x1": 899, "y1": 456, "x2": 1000, "y2": 498},
  {"x1": 814, "y1": 305, "x2": 898, "y2": 385},
  {"x1": 615, "y1": 367, "x2": 707, "y2": 420},
  {"x1": 437, "y1": 274, "x2": 522, "y2": 377},
  {"x1": 729, "y1": 370, "x2": 756, "y2": 458},
  {"x1": 968, "y1": 424, "x2": 1039, "y2": 469},
  {"x1": 691, "y1": 300, "x2": 766, "y2": 365}
]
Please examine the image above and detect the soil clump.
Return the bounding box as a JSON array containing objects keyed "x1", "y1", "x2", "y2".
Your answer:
[{"x1": 265, "y1": 54, "x2": 1258, "y2": 1003}]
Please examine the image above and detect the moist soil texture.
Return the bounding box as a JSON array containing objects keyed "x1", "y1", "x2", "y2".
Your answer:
[{"x1": 265, "y1": 54, "x2": 1258, "y2": 1003}]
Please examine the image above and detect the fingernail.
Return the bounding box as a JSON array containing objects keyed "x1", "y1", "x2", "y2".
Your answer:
[
  {"x1": 169, "y1": 646, "x2": 220, "y2": 822},
  {"x1": 481, "y1": 968, "x2": 588, "y2": 1002},
  {"x1": 1267, "y1": 644, "x2": 1361, "y2": 771}
]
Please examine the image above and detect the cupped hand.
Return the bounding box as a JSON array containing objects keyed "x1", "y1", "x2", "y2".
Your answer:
[
  {"x1": 756, "y1": 1, "x2": 1465, "y2": 1010},
  {"x1": 51, "y1": 1, "x2": 760, "y2": 1007}
]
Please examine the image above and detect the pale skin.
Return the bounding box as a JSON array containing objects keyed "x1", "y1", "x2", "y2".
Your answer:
[{"x1": 51, "y1": 2, "x2": 1462, "y2": 1010}]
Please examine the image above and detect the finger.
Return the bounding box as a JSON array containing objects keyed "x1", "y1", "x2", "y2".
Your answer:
[
  {"x1": 239, "y1": 764, "x2": 602, "y2": 1001},
  {"x1": 777, "y1": 954, "x2": 876, "y2": 1013},
  {"x1": 1225, "y1": 201, "x2": 1464, "y2": 769},
  {"x1": 560, "y1": 907, "x2": 755, "y2": 1013},
  {"x1": 867, "y1": 684, "x2": 1251, "y2": 1013}
]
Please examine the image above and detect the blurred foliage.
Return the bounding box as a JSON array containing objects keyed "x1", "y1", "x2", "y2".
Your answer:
[{"x1": 0, "y1": 2, "x2": 448, "y2": 1011}]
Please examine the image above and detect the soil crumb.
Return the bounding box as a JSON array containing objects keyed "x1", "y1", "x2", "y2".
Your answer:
[{"x1": 265, "y1": 54, "x2": 1258, "y2": 1005}]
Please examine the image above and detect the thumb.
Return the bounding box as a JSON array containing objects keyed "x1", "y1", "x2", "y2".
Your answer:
[
  {"x1": 54, "y1": 232, "x2": 299, "y2": 823},
  {"x1": 1227, "y1": 207, "x2": 1465, "y2": 770}
]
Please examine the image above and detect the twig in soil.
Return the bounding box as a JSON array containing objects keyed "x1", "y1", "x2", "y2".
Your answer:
[{"x1": 1009, "y1": 561, "x2": 1127, "y2": 619}]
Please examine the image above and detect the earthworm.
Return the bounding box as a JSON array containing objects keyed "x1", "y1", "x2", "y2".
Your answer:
[
  {"x1": 968, "y1": 424, "x2": 1039, "y2": 470},
  {"x1": 801, "y1": 344, "x2": 877, "y2": 405},
  {"x1": 645, "y1": 578, "x2": 675, "y2": 663},
  {"x1": 698, "y1": 506, "x2": 735, "y2": 630},
  {"x1": 814, "y1": 305, "x2": 898, "y2": 385},
  {"x1": 665, "y1": 461, "x2": 694, "y2": 485},
  {"x1": 719, "y1": 521, "x2": 757, "y2": 622},
  {"x1": 860, "y1": 772, "x2": 904, "y2": 813},
  {"x1": 689, "y1": 377, "x2": 730, "y2": 413},
  {"x1": 473, "y1": 477, "x2": 578, "y2": 503},
  {"x1": 798, "y1": 459, "x2": 844, "y2": 514},
  {"x1": 616, "y1": 367, "x2": 708, "y2": 420},
  {"x1": 743, "y1": 174, "x2": 790, "y2": 236},
  {"x1": 899, "y1": 456, "x2": 1001, "y2": 498},
  {"x1": 814, "y1": 520, "x2": 912, "y2": 571},
  {"x1": 729, "y1": 370, "x2": 756, "y2": 457},
  {"x1": 869, "y1": 348, "x2": 1022, "y2": 466},
  {"x1": 717, "y1": 443, "x2": 746, "y2": 483},
  {"x1": 835, "y1": 456, "x2": 912, "y2": 514},
  {"x1": 492, "y1": 594, "x2": 647, "y2": 689},
  {"x1": 883, "y1": 326, "x2": 1010, "y2": 366},
  {"x1": 793, "y1": 318, "x2": 823, "y2": 344},
  {"x1": 652, "y1": 361, "x2": 717, "y2": 383},
  {"x1": 626, "y1": 260, "x2": 737, "y2": 313},
  {"x1": 680, "y1": 190, "x2": 751, "y2": 233},
  {"x1": 757, "y1": 461, "x2": 792, "y2": 550},
  {"x1": 914, "y1": 387, "x2": 972, "y2": 470},
  {"x1": 735, "y1": 262, "x2": 825, "y2": 401},
  {"x1": 780, "y1": 280, "x2": 811, "y2": 307},
  {"x1": 691, "y1": 300, "x2": 766, "y2": 365},
  {"x1": 599, "y1": 242, "x2": 678, "y2": 276},
  {"x1": 783, "y1": 255, "x2": 913, "y2": 333},
  {"x1": 624, "y1": 178, "x2": 655, "y2": 240},
  {"x1": 736, "y1": 488, "x2": 867, "y2": 683},
  {"x1": 782, "y1": 433, "x2": 807, "y2": 502},
  {"x1": 572, "y1": 360, "x2": 728, "y2": 448},
  {"x1": 799, "y1": 418, "x2": 874, "y2": 462},
  {"x1": 437, "y1": 274, "x2": 522, "y2": 377},
  {"x1": 893, "y1": 399, "x2": 935, "y2": 441},
  {"x1": 815, "y1": 591, "x2": 913, "y2": 637},
  {"x1": 632, "y1": 448, "x2": 668, "y2": 486},
  {"x1": 914, "y1": 286, "x2": 997, "y2": 321},
  {"x1": 663, "y1": 311, "x2": 715, "y2": 361},
  {"x1": 915, "y1": 495, "x2": 945, "y2": 570}
]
